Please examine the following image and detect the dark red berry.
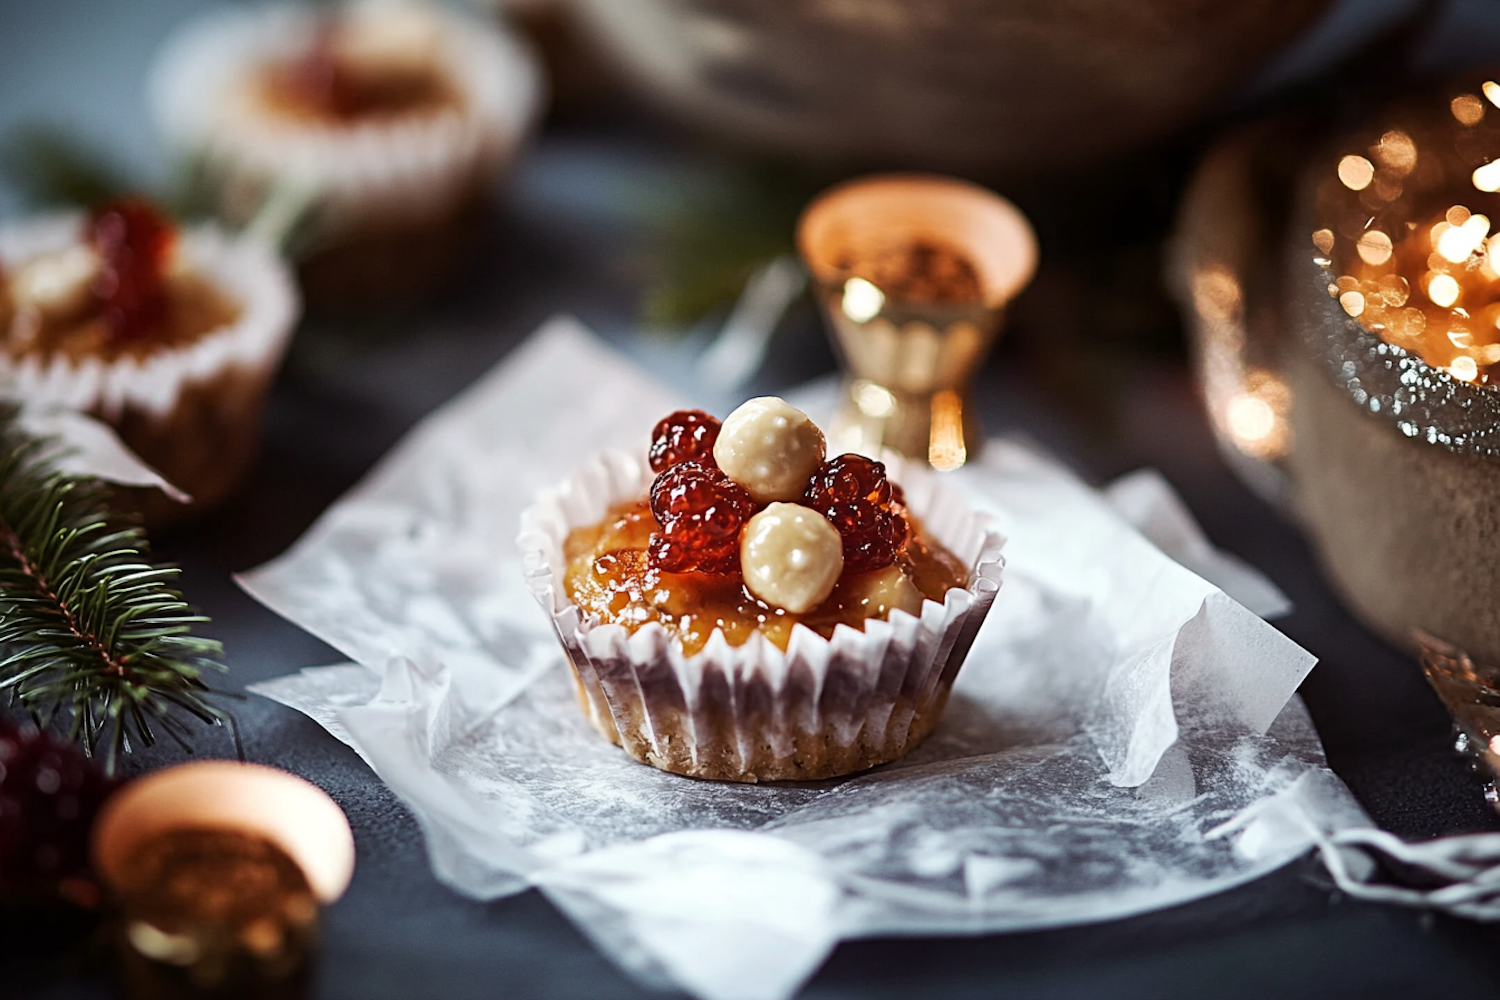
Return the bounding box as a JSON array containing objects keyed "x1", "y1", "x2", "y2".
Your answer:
[
  {"x1": 650, "y1": 461, "x2": 755, "y2": 527},
  {"x1": 804, "y1": 454, "x2": 892, "y2": 508},
  {"x1": 0, "y1": 720, "x2": 117, "y2": 904},
  {"x1": 647, "y1": 461, "x2": 756, "y2": 576},
  {"x1": 649, "y1": 520, "x2": 740, "y2": 575},
  {"x1": 648, "y1": 409, "x2": 722, "y2": 473},
  {"x1": 86, "y1": 197, "x2": 176, "y2": 344},
  {"x1": 803, "y1": 454, "x2": 909, "y2": 572},
  {"x1": 271, "y1": 24, "x2": 441, "y2": 121}
]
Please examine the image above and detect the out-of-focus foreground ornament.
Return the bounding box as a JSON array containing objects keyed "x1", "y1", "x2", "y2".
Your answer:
[{"x1": 0, "y1": 719, "x2": 116, "y2": 909}]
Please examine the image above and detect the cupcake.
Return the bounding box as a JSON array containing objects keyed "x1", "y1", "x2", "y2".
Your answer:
[
  {"x1": 149, "y1": 0, "x2": 543, "y2": 311},
  {"x1": 519, "y1": 398, "x2": 1004, "y2": 782},
  {"x1": 0, "y1": 198, "x2": 299, "y2": 519}
]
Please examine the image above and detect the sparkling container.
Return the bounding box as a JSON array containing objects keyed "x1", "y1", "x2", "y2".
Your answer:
[{"x1": 1172, "y1": 79, "x2": 1500, "y2": 666}]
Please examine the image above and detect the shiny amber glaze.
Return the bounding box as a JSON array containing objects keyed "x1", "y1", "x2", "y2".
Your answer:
[
  {"x1": 2, "y1": 269, "x2": 241, "y2": 363},
  {"x1": 564, "y1": 499, "x2": 969, "y2": 655},
  {"x1": 258, "y1": 49, "x2": 459, "y2": 125}
]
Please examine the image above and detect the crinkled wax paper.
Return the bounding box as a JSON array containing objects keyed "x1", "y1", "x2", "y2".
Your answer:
[{"x1": 241, "y1": 317, "x2": 1371, "y2": 1000}]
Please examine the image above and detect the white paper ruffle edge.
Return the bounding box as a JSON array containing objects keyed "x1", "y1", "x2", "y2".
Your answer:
[
  {"x1": 518, "y1": 449, "x2": 1006, "y2": 780},
  {"x1": 0, "y1": 213, "x2": 299, "y2": 420},
  {"x1": 149, "y1": 0, "x2": 544, "y2": 230}
]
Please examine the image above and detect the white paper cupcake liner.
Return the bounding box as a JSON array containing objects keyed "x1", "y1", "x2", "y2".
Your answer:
[
  {"x1": 519, "y1": 451, "x2": 1005, "y2": 782},
  {"x1": 0, "y1": 213, "x2": 299, "y2": 421},
  {"x1": 149, "y1": 1, "x2": 544, "y2": 232}
]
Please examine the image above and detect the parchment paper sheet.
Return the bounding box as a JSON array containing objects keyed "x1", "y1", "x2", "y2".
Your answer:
[{"x1": 241, "y1": 317, "x2": 1371, "y2": 1000}]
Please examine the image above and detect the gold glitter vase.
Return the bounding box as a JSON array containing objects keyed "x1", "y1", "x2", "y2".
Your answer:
[
  {"x1": 1173, "y1": 79, "x2": 1500, "y2": 666},
  {"x1": 797, "y1": 174, "x2": 1037, "y2": 470}
]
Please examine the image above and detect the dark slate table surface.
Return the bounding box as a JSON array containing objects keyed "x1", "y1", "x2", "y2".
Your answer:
[{"x1": 6, "y1": 1, "x2": 1500, "y2": 997}]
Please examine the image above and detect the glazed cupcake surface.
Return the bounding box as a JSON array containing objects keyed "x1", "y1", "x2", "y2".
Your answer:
[{"x1": 151, "y1": 1, "x2": 541, "y2": 233}]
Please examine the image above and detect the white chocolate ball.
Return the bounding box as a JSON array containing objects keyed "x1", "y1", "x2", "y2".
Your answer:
[
  {"x1": 11, "y1": 246, "x2": 99, "y2": 319},
  {"x1": 713, "y1": 397, "x2": 826, "y2": 504},
  {"x1": 740, "y1": 502, "x2": 844, "y2": 614},
  {"x1": 335, "y1": 4, "x2": 443, "y2": 78}
]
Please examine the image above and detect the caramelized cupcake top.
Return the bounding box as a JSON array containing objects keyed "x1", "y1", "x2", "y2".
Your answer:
[
  {"x1": 255, "y1": 6, "x2": 461, "y2": 126},
  {"x1": 1, "y1": 199, "x2": 241, "y2": 363},
  {"x1": 563, "y1": 400, "x2": 969, "y2": 654}
]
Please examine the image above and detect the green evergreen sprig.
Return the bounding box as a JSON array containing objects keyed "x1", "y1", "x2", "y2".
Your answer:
[{"x1": 0, "y1": 408, "x2": 226, "y2": 772}]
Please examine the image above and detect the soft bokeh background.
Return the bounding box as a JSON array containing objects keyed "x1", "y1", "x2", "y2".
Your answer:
[{"x1": 6, "y1": 1, "x2": 1500, "y2": 997}]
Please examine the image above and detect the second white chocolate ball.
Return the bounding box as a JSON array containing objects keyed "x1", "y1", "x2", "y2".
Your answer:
[
  {"x1": 11, "y1": 246, "x2": 100, "y2": 319},
  {"x1": 740, "y1": 503, "x2": 844, "y2": 614},
  {"x1": 713, "y1": 397, "x2": 826, "y2": 504}
]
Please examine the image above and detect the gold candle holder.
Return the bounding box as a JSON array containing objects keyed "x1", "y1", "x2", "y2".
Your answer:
[
  {"x1": 92, "y1": 762, "x2": 355, "y2": 999},
  {"x1": 797, "y1": 174, "x2": 1037, "y2": 470}
]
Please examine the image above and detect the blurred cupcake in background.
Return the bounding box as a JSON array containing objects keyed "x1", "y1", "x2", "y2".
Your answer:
[
  {"x1": 149, "y1": 0, "x2": 543, "y2": 313},
  {"x1": 0, "y1": 198, "x2": 299, "y2": 521}
]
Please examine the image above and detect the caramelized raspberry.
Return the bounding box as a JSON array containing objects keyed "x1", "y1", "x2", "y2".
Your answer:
[
  {"x1": 804, "y1": 454, "x2": 892, "y2": 508},
  {"x1": 821, "y1": 501, "x2": 909, "y2": 573},
  {"x1": 267, "y1": 25, "x2": 451, "y2": 123},
  {"x1": 86, "y1": 197, "x2": 176, "y2": 343},
  {"x1": 649, "y1": 409, "x2": 722, "y2": 473},
  {"x1": 649, "y1": 521, "x2": 740, "y2": 575},
  {"x1": 650, "y1": 462, "x2": 754, "y2": 525},
  {"x1": 648, "y1": 461, "x2": 756, "y2": 576},
  {"x1": 804, "y1": 454, "x2": 908, "y2": 572}
]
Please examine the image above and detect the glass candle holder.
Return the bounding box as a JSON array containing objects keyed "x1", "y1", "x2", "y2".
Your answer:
[
  {"x1": 796, "y1": 174, "x2": 1037, "y2": 470},
  {"x1": 91, "y1": 762, "x2": 355, "y2": 999}
]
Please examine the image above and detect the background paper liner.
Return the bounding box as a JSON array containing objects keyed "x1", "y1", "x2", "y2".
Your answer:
[
  {"x1": 518, "y1": 449, "x2": 1005, "y2": 781},
  {"x1": 150, "y1": 0, "x2": 543, "y2": 231},
  {"x1": 242, "y1": 317, "x2": 1372, "y2": 1000},
  {"x1": 17, "y1": 406, "x2": 190, "y2": 502},
  {"x1": 0, "y1": 213, "x2": 299, "y2": 419}
]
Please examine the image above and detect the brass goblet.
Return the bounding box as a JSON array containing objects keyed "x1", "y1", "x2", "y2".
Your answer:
[{"x1": 797, "y1": 174, "x2": 1037, "y2": 470}]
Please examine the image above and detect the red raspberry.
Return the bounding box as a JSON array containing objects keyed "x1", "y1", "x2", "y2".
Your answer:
[
  {"x1": 649, "y1": 521, "x2": 740, "y2": 575},
  {"x1": 804, "y1": 455, "x2": 909, "y2": 572},
  {"x1": 650, "y1": 461, "x2": 754, "y2": 525},
  {"x1": 649, "y1": 410, "x2": 722, "y2": 473},
  {"x1": 804, "y1": 454, "x2": 892, "y2": 508},
  {"x1": 821, "y1": 501, "x2": 909, "y2": 573},
  {"x1": 86, "y1": 197, "x2": 176, "y2": 344},
  {"x1": 648, "y1": 462, "x2": 756, "y2": 576}
]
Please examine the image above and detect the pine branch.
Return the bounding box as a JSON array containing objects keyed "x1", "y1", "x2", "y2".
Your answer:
[
  {"x1": 0, "y1": 124, "x2": 135, "y2": 212},
  {"x1": 0, "y1": 407, "x2": 226, "y2": 772}
]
